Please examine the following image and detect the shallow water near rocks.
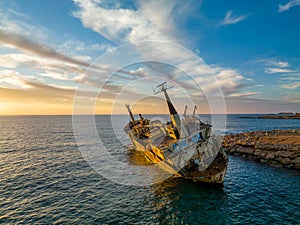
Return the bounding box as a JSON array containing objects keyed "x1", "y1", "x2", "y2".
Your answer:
[{"x1": 0, "y1": 115, "x2": 299, "y2": 224}]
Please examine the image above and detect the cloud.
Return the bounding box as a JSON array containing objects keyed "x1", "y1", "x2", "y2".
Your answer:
[
  {"x1": 0, "y1": 72, "x2": 145, "y2": 115},
  {"x1": 0, "y1": 70, "x2": 33, "y2": 89},
  {"x1": 0, "y1": 53, "x2": 35, "y2": 69},
  {"x1": 73, "y1": 0, "x2": 250, "y2": 97},
  {"x1": 137, "y1": 0, "x2": 178, "y2": 35},
  {"x1": 56, "y1": 39, "x2": 115, "y2": 58},
  {"x1": 0, "y1": 30, "x2": 139, "y2": 84},
  {"x1": 278, "y1": 0, "x2": 300, "y2": 12},
  {"x1": 38, "y1": 71, "x2": 74, "y2": 81},
  {"x1": 224, "y1": 96, "x2": 300, "y2": 113},
  {"x1": 280, "y1": 74, "x2": 300, "y2": 81},
  {"x1": 264, "y1": 68, "x2": 295, "y2": 74},
  {"x1": 257, "y1": 58, "x2": 296, "y2": 75},
  {"x1": 0, "y1": 8, "x2": 123, "y2": 91},
  {"x1": 0, "y1": 30, "x2": 95, "y2": 69},
  {"x1": 228, "y1": 91, "x2": 260, "y2": 98},
  {"x1": 281, "y1": 82, "x2": 300, "y2": 90},
  {"x1": 169, "y1": 59, "x2": 250, "y2": 96},
  {"x1": 0, "y1": 7, "x2": 47, "y2": 40},
  {"x1": 278, "y1": 72, "x2": 300, "y2": 90},
  {"x1": 254, "y1": 58, "x2": 290, "y2": 67},
  {"x1": 213, "y1": 68, "x2": 247, "y2": 95},
  {"x1": 258, "y1": 58, "x2": 300, "y2": 92},
  {"x1": 0, "y1": 0, "x2": 253, "y2": 114},
  {"x1": 221, "y1": 10, "x2": 248, "y2": 26},
  {"x1": 0, "y1": 53, "x2": 91, "y2": 84},
  {"x1": 264, "y1": 60, "x2": 290, "y2": 68},
  {"x1": 276, "y1": 61, "x2": 290, "y2": 68},
  {"x1": 0, "y1": 81, "x2": 77, "y2": 108},
  {"x1": 179, "y1": 64, "x2": 248, "y2": 96},
  {"x1": 72, "y1": 0, "x2": 181, "y2": 43}
]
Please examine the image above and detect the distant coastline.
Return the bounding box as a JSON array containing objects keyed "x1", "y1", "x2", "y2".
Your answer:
[{"x1": 240, "y1": 112, "x2": 300, "y2": 120}]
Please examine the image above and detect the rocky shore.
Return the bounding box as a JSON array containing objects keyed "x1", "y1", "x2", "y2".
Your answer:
[{"x1": 222, "y1": 130, "x2": 300, "y2": 170}]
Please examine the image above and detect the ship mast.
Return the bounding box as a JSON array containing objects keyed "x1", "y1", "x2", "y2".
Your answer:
[
  {"x1": 184, "y1": 105, "x2": 188, "y2": 117},
  {"x1": 155, "y1": 82, "x2": 181, "y2": 139},
  {"x1": 125, "y1": 104, "x2": 135, "y2": 125},
  {"x1": 192, "y1": 105, "x2": 197, "y2": 117}
]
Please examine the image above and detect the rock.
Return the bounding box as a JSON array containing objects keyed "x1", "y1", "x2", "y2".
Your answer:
[
  {"x1": 280, "y1": 157, "x2": 291, "y2": 164},
  {"x1": 254, "y1": 149, "x2": 262, "y2": 156},
  {"x1": 247, "y1": 155, "x2": 253, "y2": 160},
  {"x1": 269, "y1": 163, "x2": 282, "y2": 168},
  {"x1": 291, "y1": 157, "x2": 300, "y2": 163},
  {"x1": 283, "y1": 164, "x2": 293, "y2": 169},
  {"x1": 222, "y1": 129, "x2": 300, "y2": 170},
  {"x1": 253, "y1": 155, "x2": 261, "y2": 162},
  {"x1": 276, "y1": 151, "x2": 295, "y2": 158},
  {"x1": 265, "y1": 151, "x2": 276, "y2": 159},
  {"x1": 294, "y1": 163, "x2": 300, "y2": 170},
  {"x1": 260, "y1": 159, "x2": 268, "y2": 163}
]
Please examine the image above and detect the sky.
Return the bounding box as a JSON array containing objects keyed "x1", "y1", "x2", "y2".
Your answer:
[{"x1": 0, "y1": 0, "x2": 299, "y2": 115}]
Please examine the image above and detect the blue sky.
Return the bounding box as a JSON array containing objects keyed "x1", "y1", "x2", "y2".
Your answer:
[{"x1": 0, "y1": 0, "x2": 299, "y2": 114}]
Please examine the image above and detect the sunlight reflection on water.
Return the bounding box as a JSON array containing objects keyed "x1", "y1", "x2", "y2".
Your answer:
[{"x1": 0, "y1": 115, "x2": 299, "y2": 224}]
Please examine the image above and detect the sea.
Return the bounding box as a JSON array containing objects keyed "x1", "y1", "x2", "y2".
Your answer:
[{"x1": 0, "y1": 114, "x2": 300, "y2": 224}]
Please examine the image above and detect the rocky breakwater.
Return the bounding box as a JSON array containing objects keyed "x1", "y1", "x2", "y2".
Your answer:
[{"x1": 222, "y1": 130, "x2": 300, "y2": 170}]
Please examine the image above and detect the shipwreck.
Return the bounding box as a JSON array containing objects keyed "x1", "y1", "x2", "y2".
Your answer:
[{"x1": 124, "y1": 82, "x2": 228, "y2": 184}]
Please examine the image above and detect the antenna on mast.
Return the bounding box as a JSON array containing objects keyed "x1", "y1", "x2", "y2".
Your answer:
[{"x1": 153, "y1": 82, "x2": 174, "y2": 95}]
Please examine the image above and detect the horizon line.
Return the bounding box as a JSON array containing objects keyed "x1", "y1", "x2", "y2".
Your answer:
[{"x1": 0, "y1": 112, "x2": 289, "y2": 116}]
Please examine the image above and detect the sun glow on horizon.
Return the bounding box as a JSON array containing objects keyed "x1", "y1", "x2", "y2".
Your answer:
[{"x1": 0, "y1": 0, "x2": 299, "y2": 115}]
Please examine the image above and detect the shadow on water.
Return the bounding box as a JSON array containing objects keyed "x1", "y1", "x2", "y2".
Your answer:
[
  {"x1": 125, "y1": 148, "x2": 299, "y2": 224},
  {"x1": 126, "y1": 145, "x2": 229, "y2": 224}
]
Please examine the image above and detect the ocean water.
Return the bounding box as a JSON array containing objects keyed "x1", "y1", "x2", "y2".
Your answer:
[{"x1": 0, "y1": 115, "x2": 300, "y2": 224}]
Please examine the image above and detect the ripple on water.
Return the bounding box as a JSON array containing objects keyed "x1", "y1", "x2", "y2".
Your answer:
[{"x1": 0, "y1": 116, "x2": 300, "y2": 224}]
